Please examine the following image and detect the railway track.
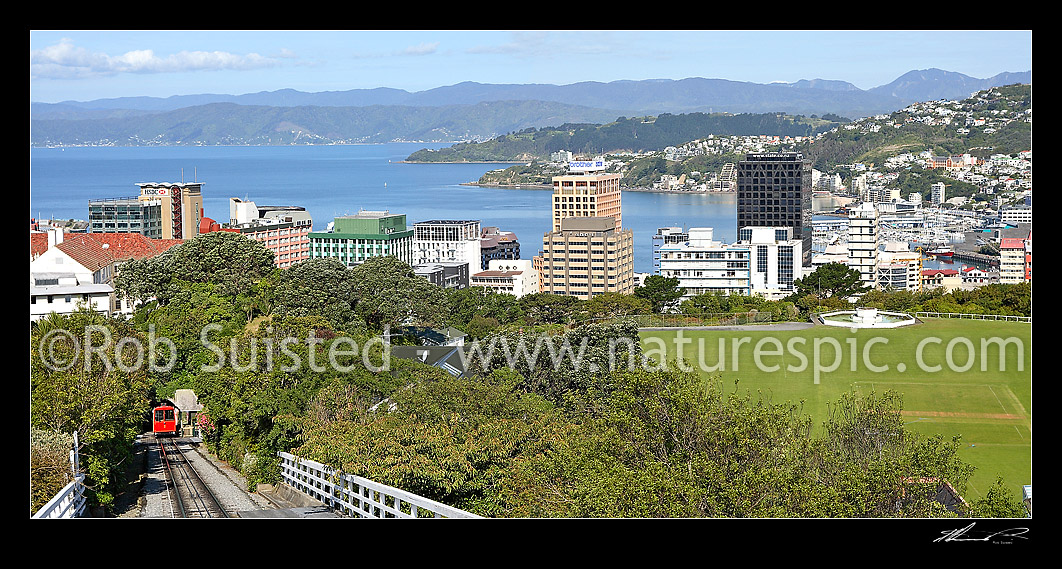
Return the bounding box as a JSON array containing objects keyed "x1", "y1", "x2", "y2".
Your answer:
[{"x1": 157, "y1": 437, "x2": 230, "y2": 518}]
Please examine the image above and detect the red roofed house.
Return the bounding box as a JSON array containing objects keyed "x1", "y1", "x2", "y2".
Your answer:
[
  {"x1": 960, "y1": 266, "x2": 991, "y2": 284},
  {"x1": 30, "y1": 229, "x2": 182, "y2": 321},
  {"x1": 920, "y1": 268, "x2": 961, "y2": 291}
]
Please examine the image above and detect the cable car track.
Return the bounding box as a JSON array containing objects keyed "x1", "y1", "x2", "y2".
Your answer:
[{"x1": 157, "y1": 438, "x2": 230, "y2": 518}]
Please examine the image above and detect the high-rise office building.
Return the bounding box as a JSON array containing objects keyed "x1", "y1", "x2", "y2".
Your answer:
[
  {"x1": 88, "y1": 197, "x2": 164, "y2": 238},
  {"x1": 539, "y1": 160, "x2": 633, "y2": 299},
  {"x1": 135, "y1": 182, "x2": 204, "y2": 240},
  {"x1": 736, "y1": 226, "x2": 802, "y2": 299},
  {"x1": 550, "y1": 160, "x2": 622, "y2": 232},
  {"x1": 89, "y1": 181, "x2": 203, "y2": 239},
  {"x1": 539, "y1": 216, "x2": 634, "y2": 299},
  {"x1": 737, "y1": 152, "x2": 812, "y2": 266}
]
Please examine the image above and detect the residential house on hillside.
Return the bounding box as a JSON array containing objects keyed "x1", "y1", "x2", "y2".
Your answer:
[{"x1": 30, "y1": 229, "x2": 182, "y2": 321}]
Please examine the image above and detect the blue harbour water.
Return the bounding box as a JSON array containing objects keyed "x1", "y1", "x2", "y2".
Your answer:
[{"x1": 30, "y1": 143, "x2": 739, "y2": 274}]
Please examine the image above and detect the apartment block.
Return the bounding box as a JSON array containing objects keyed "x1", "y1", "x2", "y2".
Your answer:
[
  {"x1": 226, "y1": 197, "x2": 313, "y2": 268},
  {"x1": 470, "y1": 259, "x2": 539, "y2": 298},
  {"x1": 479, "y1": 226, "x2": 520, "y2": 270},
  {"x1": 876, "y1": 243, "x2": 921, "y2": 291},
  {"x1": 848, "y1": 202, "x2": 880, "y2": 287},
  {"x1": 652, "y1": 227, "x2": 689, "y2": 275},
  {"x1": 999, "y1": 235, "x2": 1032, "y2": 284}
]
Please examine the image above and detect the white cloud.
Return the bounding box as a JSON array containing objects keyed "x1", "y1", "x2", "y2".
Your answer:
[
  {"x1": 401, "y1": 42, "x2": 439, "y2": 56},
  {"x1": 30, "y1": 38, "x2": 282, "y2": 80}
]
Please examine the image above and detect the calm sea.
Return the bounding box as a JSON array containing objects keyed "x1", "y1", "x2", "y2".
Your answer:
[{"x1": 30, "y1": 143, "x2": 742, "y2": 273}]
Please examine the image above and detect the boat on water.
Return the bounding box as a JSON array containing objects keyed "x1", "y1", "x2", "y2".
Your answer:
[{"x1": 925, "y1": 245, "x2": 954, "y2": 257}]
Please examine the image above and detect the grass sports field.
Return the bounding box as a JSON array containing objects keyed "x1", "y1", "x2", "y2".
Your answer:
[{"x1": 639, "y1": 317, "x2": 1032, "y2": 501}]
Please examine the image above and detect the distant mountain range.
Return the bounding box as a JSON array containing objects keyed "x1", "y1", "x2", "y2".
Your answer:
[{"x1": 30, "y1": 68, "x2": 1031, "y2": 146}]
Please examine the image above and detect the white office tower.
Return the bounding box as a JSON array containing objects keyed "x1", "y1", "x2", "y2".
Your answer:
[
  {"x1": 847, "y1": 202, "x2": 880, "y2": 288},
  {"x1": 736, "y1": 226, "x2": 802, "y2": 300},
  {"x1": 413, "y1": 219, "x2": 482, "y2": 271}
]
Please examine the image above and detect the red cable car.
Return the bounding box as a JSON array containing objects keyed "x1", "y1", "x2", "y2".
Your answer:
[{"x1": 152, "y1": 404, "x2": 179, "y2": 437}]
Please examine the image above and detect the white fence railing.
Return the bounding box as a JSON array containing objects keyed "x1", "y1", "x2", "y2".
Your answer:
[
  {"x1": 916, "y1": 312, "x2": 1031, "y2": 323},
  {"x1": 277, "y1": 452, "x2": 481, "y2": 519},
  {"x1": 32, "y1": 431, "x2": 87, "y2": 519},
  {"x1": 590, "y1": 311, "x2": 775, "y2": 329},
  {"x1": 33, "y1": 475, "x2": 87, "y2": 519}
]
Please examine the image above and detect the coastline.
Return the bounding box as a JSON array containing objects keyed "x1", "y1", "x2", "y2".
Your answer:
[
  {"x1": 397, "y1": 160, "x2": 527, "y2": 165},
  {"x1": 461, "y1": 181, "x2": 741, "y2": 195}
]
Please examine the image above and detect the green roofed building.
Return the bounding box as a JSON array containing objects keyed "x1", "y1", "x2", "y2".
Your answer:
[{"x1": 309, "y1": 210, "x2": 413, "y2": 267}]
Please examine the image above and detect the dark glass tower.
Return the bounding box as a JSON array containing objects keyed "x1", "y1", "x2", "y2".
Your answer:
[{"x1": 736, "y1": 152, "x2": 813, "y2": 266}]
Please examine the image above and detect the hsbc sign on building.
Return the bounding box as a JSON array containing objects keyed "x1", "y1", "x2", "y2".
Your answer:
[
  {"x1": 139, "y1": 186, "x2": 171, "y2": 197},
  {"x1": 135, "y1": 182, "x2": 204, "y2": 239}
]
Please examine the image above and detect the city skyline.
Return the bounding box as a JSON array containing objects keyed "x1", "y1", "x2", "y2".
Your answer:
[{"x1": 30, "y1": 30, "x2": 1032, "y2": 104}]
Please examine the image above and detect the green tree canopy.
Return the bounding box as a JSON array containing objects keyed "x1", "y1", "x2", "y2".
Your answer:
[
  {"x1": 30, "y1": 310, "x2": 152, "y2": 510},
  {"x1": 115, "y1": 231, "x2": 276, "y2": 305},
  {"x1": 793, "y1": 262, "x2": 869, "y2": 299},
  {"x1": 272, "y1": 257, "x2": 363, "y2": 331},
  {"x1": 350, "y1": 256, "x2": 450, "y2": 331},
  {"x1": 634, "y1": 275, "x2": 686, "y2": 313}
]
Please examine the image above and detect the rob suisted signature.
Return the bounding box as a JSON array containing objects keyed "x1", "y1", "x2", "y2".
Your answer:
[{"x1": 934, "y1": 522, "x2": 1029, "y2": 544}]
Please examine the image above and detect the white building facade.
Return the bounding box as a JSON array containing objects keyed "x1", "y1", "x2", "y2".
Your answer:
[
  {"x1": 736, "y1": 226, "x2": 802, "y2": 299},
  {"x1": 658, "y1": 228, "x2": 751, "y2": 302},
  {"x1": 999, "y1": 237, "x2": 1031, "y2": 284},
  {"x1": 875, "y1": 243, "x2": 921, "y2": 291},
  {"x1": 931, "y1": 182, "x2": 946, "y2": 206},
  {"x1": 413, "y1": 219, "x2": 482, "y2": 272},
  {"x1": 30, "y1": 231, "x2": 112, "y2": 322},
  {"x1": 469, "y1": 259, "x2": 539, "y2": 298},
  {"x1": 848, "y1": 202, "x2": 880, "y2": 287}
]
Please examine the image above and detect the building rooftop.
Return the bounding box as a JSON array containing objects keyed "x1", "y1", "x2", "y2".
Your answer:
[
  {"x1": 30, "y1": 283, "x2": 114, "y2": 295},
  {"x1": 30, "y1": 231, "x2": 183, "y2": 268},
  {"x1": 559, "y1": 216, "x2": 616, "y2": 232},
  {"x1": 472, "y1": 270, "x2": 523, "y2": 277},
  {"x1": 338, "y1": 210, "x2": 395, "y2": 219}
]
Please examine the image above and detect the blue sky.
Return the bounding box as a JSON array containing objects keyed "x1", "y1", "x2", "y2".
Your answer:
[{"x1": 29, "y1": 30, "x2": 1032, "y2": 104}]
